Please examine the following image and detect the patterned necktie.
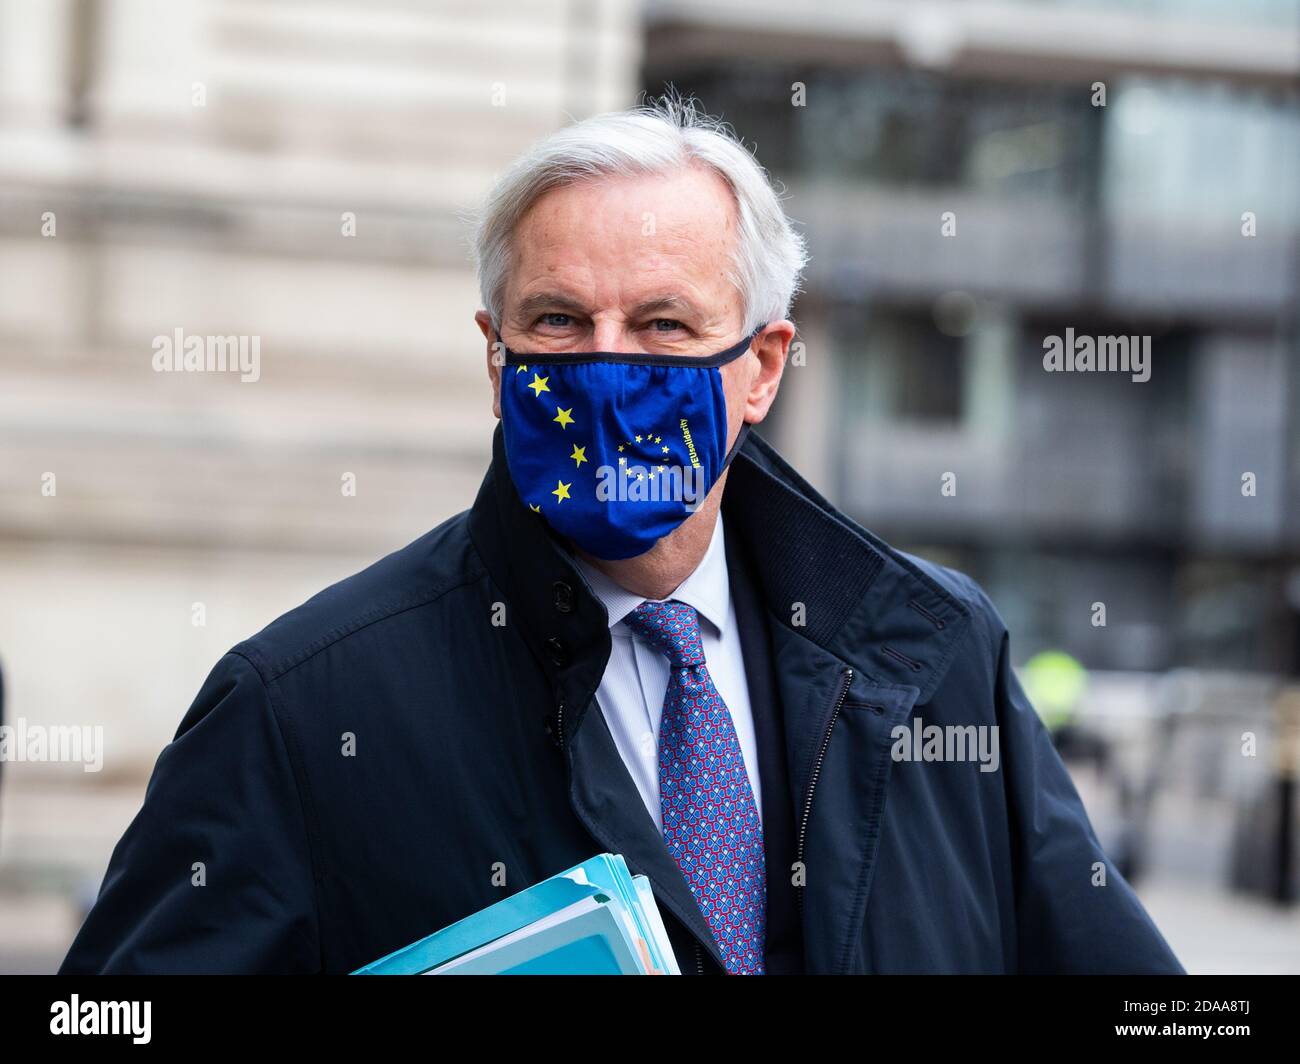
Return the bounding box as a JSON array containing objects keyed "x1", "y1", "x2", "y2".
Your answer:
[{"x1": 625, "y1": 599, "x2": 766, "y2": 975}]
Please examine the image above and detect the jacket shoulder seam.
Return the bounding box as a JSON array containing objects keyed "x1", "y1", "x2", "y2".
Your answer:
[{"x1": 236, "y1": 565, "x2": 489, "y2": 684}]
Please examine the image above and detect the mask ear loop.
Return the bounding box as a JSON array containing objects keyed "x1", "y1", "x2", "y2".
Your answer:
[
  {"x1": 720, "y1": 420, "x2": 752, "y2": 471},
  {"x1": 717, "y1": 322, "x2": 768, "y2": 471}
]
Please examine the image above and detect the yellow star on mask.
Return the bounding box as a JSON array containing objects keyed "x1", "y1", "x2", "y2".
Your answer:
[
  {"x1": 553, "y1": 407, "x2": 574, "y2": 429},
  {"x1": 635, "y1": 434, "x2": 643, "y2": 443},
  {"x1": 529, "y1": 503, "x2": 541, "y2": 512},
  {"x1": 570, "y1": 444, "x2": 587, "y2": 467},
  {"x1": 552, "y1": 480, "x2": 571, "y2": 502},
  {"x1": 527, "y1": 373, "x2": 549, "y2": 396},
  {"x1": 515, "y1": 364, "x2": 527, "y2": 374}
]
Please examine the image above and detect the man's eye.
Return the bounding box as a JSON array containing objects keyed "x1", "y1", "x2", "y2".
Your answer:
[
  {"x1": 540, "y1": 313, "x2": 573, "y2": 328},
  {"x1": 651, "y1": 319, "x2": 684, "y2": 332}
]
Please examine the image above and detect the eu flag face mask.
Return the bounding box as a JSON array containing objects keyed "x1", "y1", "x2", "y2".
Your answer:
[{"x1": 498, "y1": 326, "x2": 763, "y2": 560}]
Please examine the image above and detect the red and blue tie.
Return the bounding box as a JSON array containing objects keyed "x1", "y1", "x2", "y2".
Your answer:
[{"x1": 625, "y1": 599, "x2": 766, "y2": 974}]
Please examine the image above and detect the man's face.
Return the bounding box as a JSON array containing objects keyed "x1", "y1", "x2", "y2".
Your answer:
[{"x1": 477, "y1": 165, "x2": 789, "y2": 458}]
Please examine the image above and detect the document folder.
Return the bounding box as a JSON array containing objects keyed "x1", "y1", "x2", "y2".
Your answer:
[{"x1": 351, "y1": 853, "x2": 681, "y2": 975}]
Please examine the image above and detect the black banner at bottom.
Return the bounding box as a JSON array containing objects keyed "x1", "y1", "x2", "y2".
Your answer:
[{"x1": 2, "y1": 973, "x2": 1290, "y2": 1051}]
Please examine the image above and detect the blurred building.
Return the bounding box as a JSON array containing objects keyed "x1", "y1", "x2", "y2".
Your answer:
[
  {"x1": 0, "y1": 0, "x2": 638, "y2": 777},
  {"x1": 645, "y1": 0, "x2": 1300, "y2": 675},
  {"x1": 0, "y1": 0, "x2": 639, "y2": 967}
]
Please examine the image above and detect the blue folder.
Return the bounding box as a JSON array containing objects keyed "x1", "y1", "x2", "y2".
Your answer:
[{"x1": 351, "y1": 853, "x2": 679, "y2": 975}]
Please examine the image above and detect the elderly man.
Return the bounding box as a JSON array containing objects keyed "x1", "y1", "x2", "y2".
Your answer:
[{"x1": 62, "y1": 97, "x2": 1181, "y2": 975}]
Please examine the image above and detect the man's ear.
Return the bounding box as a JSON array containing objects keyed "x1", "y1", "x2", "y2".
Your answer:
[
  {"x1": 743, "y1": 320, "x2": 796, "y2": 425},
  {"x1": 475, "y1": 310, "x2": 503, "y2": 420}
]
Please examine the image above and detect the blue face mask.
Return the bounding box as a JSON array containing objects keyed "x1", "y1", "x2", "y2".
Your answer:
[{"x1": 498, "y1": 327, "x2": 763, "y2": 560}]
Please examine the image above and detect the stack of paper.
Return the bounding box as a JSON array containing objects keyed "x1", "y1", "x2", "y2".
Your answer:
[{"x1": 351, "y1": 854, "x2": 680, "y2": 975}]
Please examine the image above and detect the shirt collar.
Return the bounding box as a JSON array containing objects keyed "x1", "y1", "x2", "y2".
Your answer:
[{"x1": 573, "y1": 513, "x2": 732, "y2": 638}]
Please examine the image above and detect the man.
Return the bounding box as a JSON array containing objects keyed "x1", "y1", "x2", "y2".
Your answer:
[{"x1": 62, "y1": 96, "x2": 1182, "y2": 975}]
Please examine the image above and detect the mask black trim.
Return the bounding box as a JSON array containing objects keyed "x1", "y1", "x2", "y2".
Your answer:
[{"x1": 500, "y1": 325, "x2": 766, "y2": 369}]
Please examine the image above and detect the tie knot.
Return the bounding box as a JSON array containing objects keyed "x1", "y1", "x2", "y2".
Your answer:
[{"x1": 625, "y1": 599, "x2": 706, "y2": 669}]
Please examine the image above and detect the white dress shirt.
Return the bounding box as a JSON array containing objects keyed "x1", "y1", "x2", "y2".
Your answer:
[{"x1": 571, "y1": 514, "x2": 762, "y2": 832}]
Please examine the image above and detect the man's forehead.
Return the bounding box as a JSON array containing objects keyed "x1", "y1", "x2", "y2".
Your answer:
[
  {"x1": 500, "y1": 168, "x2": 741, "y2": 322},
  {"x1": 518, "y1": 166, "x2": 737, "y2": 234}
]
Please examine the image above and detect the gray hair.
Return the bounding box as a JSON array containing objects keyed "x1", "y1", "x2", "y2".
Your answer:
[{"x1": 471, "y1": 94, "x2": 808, "y2": 336}]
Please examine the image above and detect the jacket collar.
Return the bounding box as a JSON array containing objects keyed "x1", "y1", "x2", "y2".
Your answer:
[
  {"x1": 467, "y1": 423, "x2": 612, "y2": 741},
  {"x1": 722, "y1": 429, "x2": 972, "y2": 702}
]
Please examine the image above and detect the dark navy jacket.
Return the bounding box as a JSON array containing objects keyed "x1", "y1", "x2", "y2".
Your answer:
[{"x1": 61, "y1": 427, "x2": 1183, "y2": 974}]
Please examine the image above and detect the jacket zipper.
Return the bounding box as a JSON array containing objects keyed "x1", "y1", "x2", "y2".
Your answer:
[
  {"x1": 795, "y1": 667, "x2": 853, "y2": 917},
  {"x1": 694, "y1": 941, "x2": 704, "y2": 975}
]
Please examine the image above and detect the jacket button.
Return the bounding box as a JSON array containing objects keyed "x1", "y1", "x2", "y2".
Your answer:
[
  {"x1": 552, "y1": 581, "x2": 574, "y2": 614},
  {"x1": 546, "y1": 637, "x2": 569, "y2": 666}
]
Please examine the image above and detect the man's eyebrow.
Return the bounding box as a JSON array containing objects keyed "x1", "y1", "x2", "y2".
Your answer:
[
  {"x1": 513, "y1": 292, "x2": 590, "y2": 318},
  {"x1": 629, "y1": 295, "x2": 702, "y2": 319},
  {"x1": 511, "y1": 293, "x2": 704, "y2": 321}
]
